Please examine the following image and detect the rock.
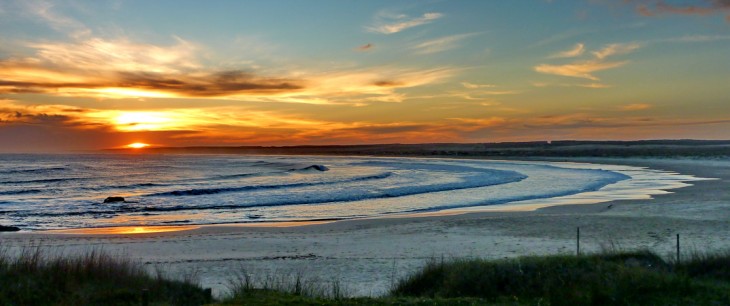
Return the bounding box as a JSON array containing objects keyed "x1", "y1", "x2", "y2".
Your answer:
[
  {"x1": 0, "y1": 225, "x2": 20, "y2": 232},
  {"x1": 103, "y1": 196, "x2": 125, "y2": 203},
  {"x1": 289, "y1": 165, "x2": 330, "y2": 172},
  {"x1": 302, "y1": 165, "x2": 329, "y2": 171}
]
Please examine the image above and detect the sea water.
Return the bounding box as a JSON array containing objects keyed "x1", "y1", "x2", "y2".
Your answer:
[{"x1": 0, "y1": 154, "x2": 703, "y2": 230}]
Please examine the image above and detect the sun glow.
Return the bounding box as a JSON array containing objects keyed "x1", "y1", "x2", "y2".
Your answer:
[
  {"x1": 47, "y1": 225, "x2": 200, "y2": 235},
  {"x1": 127, "y1": 142, "x2": 149, "y2": 149}
]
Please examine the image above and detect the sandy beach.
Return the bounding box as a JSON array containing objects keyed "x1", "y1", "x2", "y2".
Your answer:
[{"x1": 2, "y1": 157, "x2": 729, "y2": 297}]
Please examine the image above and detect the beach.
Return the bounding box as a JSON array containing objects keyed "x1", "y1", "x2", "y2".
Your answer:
[{"x1": 2, "y1": 157, "x2": 729, "y2": 297}]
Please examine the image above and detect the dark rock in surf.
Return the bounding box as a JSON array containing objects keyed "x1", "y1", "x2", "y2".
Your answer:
[
  {"x1": 0, "y1": 225, "x2": 20, "y2": 232},
  {"x1": 103, "y1": 196, "x2": 125, "y2": 203},
  {"x1": 296, "y1": 165, "x2": 329, "y2": 172}
]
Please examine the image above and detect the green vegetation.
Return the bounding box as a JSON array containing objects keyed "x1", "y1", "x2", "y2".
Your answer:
[
  {"x1": 0, "y1": 245, "x2": 211, "y2": 305},
  {"x1": 390, "y1": 251, "x2": 730, "y2": 305},
  {"x1": 3, "y1": 245, "x2": 730, "y2": 305}
]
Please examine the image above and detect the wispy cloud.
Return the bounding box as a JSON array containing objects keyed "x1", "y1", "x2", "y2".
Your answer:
[
  {"x1": 355, "y1": 43, "x2": 374, "y2": 51},
  {"x1": 412, "y1": 33, "x2": 477, "y2": 54},
  {"x1": 578, "y1": 83, "x2": 612, "y2": 88},
  {"x1": 550, "y1": 43, "x2": 585, "y2": 58},
  {"x1": 461, "y1": 82, "x2": 496, "y2": 89},
  {"x1": 22, "y1": 0, "x2": 91, "y2": 38},
  {"x1": 532, "y1": 82, "x2": 612, "y2": 89},
  {"x1": 621, "y1": 103, "x2": 652, "y2": 111},
  {"x1": 535, "y1": 42, "x2": 639, "y2": 81},
  {"x1": 534, "y1": 60, "x2": 627, "y2": 81},
  {"x1": 366, "y1": 11, "x2": 443, "y2": 34},
  {"x1": 628, "y1": 0, "x2": 730, "y2": 17},
  {"x1": 27, "y1": 37, "x2": 200, "y2": 74},
  {"x1": 653, "y1": 34, "x2": 730, "y2": 43},
  {"x1": 592, "y1": 42, "x2": 641, "y2": 59}
]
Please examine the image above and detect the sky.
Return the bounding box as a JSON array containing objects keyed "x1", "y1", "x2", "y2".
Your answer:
[{"x1": 0, "y1": 0, "x2": 729, "y2": 152}]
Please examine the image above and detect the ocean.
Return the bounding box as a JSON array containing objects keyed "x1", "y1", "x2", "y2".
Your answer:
[{"x1": 0, "y1": 154, "x2": 702, "y2": 230}]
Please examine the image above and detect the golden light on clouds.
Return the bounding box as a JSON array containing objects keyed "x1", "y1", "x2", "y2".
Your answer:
[
  {"x1": 2, "y1": 0, "x2": 730, "y2": 153},
  {"x1": 114, "y1": 112, "x2": 174, "y2": 131},
  {"x1": 94, "y1": 87, "x2": 176, "y2": 99}
]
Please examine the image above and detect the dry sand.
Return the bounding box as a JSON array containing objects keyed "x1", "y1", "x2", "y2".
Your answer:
[{"x1": 2, "y1": 157, "x2": 730, "y2": 297}]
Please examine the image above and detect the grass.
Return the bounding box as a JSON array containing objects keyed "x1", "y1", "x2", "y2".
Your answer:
[
  {"x1": 0, "y1": 244, "x2": 211, "y2": 305},
  {"x1": 390, "y1": 250, "x2": 730, "y2": 305},
  {"x1": 3, "y1": 244, "x2": 730, "y2": 305}
]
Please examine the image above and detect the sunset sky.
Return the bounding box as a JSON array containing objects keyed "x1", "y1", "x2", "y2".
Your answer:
[{"x1": 1, "y1": 0, "x2": 729, "y2": 152}]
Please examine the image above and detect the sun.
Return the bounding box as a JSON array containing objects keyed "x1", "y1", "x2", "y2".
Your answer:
[{"x1": 126, "y1": 142, "x2": 150, "y2": 149}]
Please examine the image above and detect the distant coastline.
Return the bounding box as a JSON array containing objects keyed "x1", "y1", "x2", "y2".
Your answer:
[{"x1": 105, "y1": 139, "x2": 730, "y2": 158}]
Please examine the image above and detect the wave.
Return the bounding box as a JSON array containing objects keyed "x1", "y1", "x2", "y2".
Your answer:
[
  {"x1": 56, "y1": 173, "x2": 524, "y2": 215},
  {"x1": 0, "y1": 166, "x2": 69, "y2": 175},
  {"x1": 147, "y1": 172, "x2": 393, "y2": 197},
  {"x1": 0, "y1": 177, "x2": 86, "y2": 184},
  {"x1": 405, "y1": 169, "x2": 631, "y2": 213},
  {"x1": 0, "y1": 189, "x2": 44, "y2": 195}
]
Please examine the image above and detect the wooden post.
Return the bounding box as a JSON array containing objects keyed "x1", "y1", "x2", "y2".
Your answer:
[
  {"x1": 576, "y1": 227, "x2": 580, "y2": 256},
  {"x1": 142, "y1": 288, "x2": 149, "y2": 306},
  {"x1": 676, "y1": 233, "x2": 680, "y2": 264}
]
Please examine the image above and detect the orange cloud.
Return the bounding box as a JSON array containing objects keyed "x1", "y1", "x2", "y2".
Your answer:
[
  {"x1": 0, "y1": 37, "x2": 454, "y2": 104},
  {"x1": 592, "y1": 43, "x2": 641, "y2": 59},
  {"x1": 534, "y1": 60, "x2": 627, "y2": 80},
  {"x1": 621, "y1": 103, "x2": 653, "y2": 111},
  {"x1": 461, "y1": 82, "x2": 496, "y2": 89},
  {"x1": 536, "y1": 42, "x2": 639, "y2": 81},
  {"x1": 630, "y1": 0, "x2": 730, "y2": 17},
  {"x1": 550, "y1": 43, "x2": 585, "y2": 58},
  {"x1": 356, "y1": 43, "x2": 374, "y2": 51}
]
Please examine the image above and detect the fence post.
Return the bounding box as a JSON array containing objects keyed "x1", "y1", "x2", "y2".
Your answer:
[
  {"x1": 676, "y1": 233, "x2": 680, "y2": 264},
  {"x1": 141, "y1": 288, "x2": 149, "y2": 306},
  {"x1": 204, "y1": 288, "x2": 212, "y2": 301},
  {"x1": 576, "y1": 227, "x2": 580, "y2": 256}
]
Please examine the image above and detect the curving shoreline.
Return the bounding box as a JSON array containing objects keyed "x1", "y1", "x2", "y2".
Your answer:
[{"x1": 2, "y1": 157, "x2": 729, "y2": 297}]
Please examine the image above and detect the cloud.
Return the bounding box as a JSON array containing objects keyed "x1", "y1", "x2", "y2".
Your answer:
[
  {"x1": 532, "y1": 82, "x2": 612, "y2": 89},
  {"x1": 462, "y1": 82, "x2": 496, "y2": 89},
  {"x1": 578, "y1": 83, "x2": 612, "y2": 88},
  {"x1": 0, "y1": 35, "x2": 455, "y2": 104},
  {"x1": 653, "y1": 34, "x2": 730, "y2": 43},
  {"x1": 28, "y1": 37, "x2": 200, "y2": 73},
  {"x1": 356, "y1": 43, "x2": 374, "y2": 51},
  {"x1": 535, "y1": 42, "x2": 639, "y2": 81},
  {"x1": 412, "y1": 33, "x2": 477, "y2": 54},
  {"x1": 624, "y1": 0, "x2": 730, "y2": 22},
  {"x1": 366, "y1": 12, "x2": 443, "y2": 34},
  {"x1": 22, "y1": 0, "x2": 91, "y2": 38},
  {"x1": 0, "y1": 61, "x2": 304, "y2": 97},
  {"x1": 621, "y1": 103, "x2": 652, "y2": 111},
  {"x1": 592, "y1": 43, "x2": 641, "y2": 59},
  {"x1": 448, "y1": 117, "x2": 508, "y2": 131},
  {"x1": 550, "y1": 43, "x2": 585, "y2": 58},
  {"x1": 534, "y1": 60, "x2": 627, "y2": 80}
]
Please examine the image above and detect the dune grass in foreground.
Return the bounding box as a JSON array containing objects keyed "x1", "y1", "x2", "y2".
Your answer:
[
  {"x1": 223, "y1": 250, "x2": 730, "y2": 306},
  {"x1": 0, "y1": 245, "x2": 211, "y2": 305},
  {"x1": 3, "y1": 245, "x2": 730, "y2": 305}
]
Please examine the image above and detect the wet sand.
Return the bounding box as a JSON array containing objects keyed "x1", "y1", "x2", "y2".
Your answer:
[{"x1": 2, "y1": 157, "x2": 729, "y2": 297}]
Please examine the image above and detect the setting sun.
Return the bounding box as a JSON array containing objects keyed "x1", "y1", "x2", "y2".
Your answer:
[{"x1": 126, "y1": 142, "x2": 150, "y2": 149}]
